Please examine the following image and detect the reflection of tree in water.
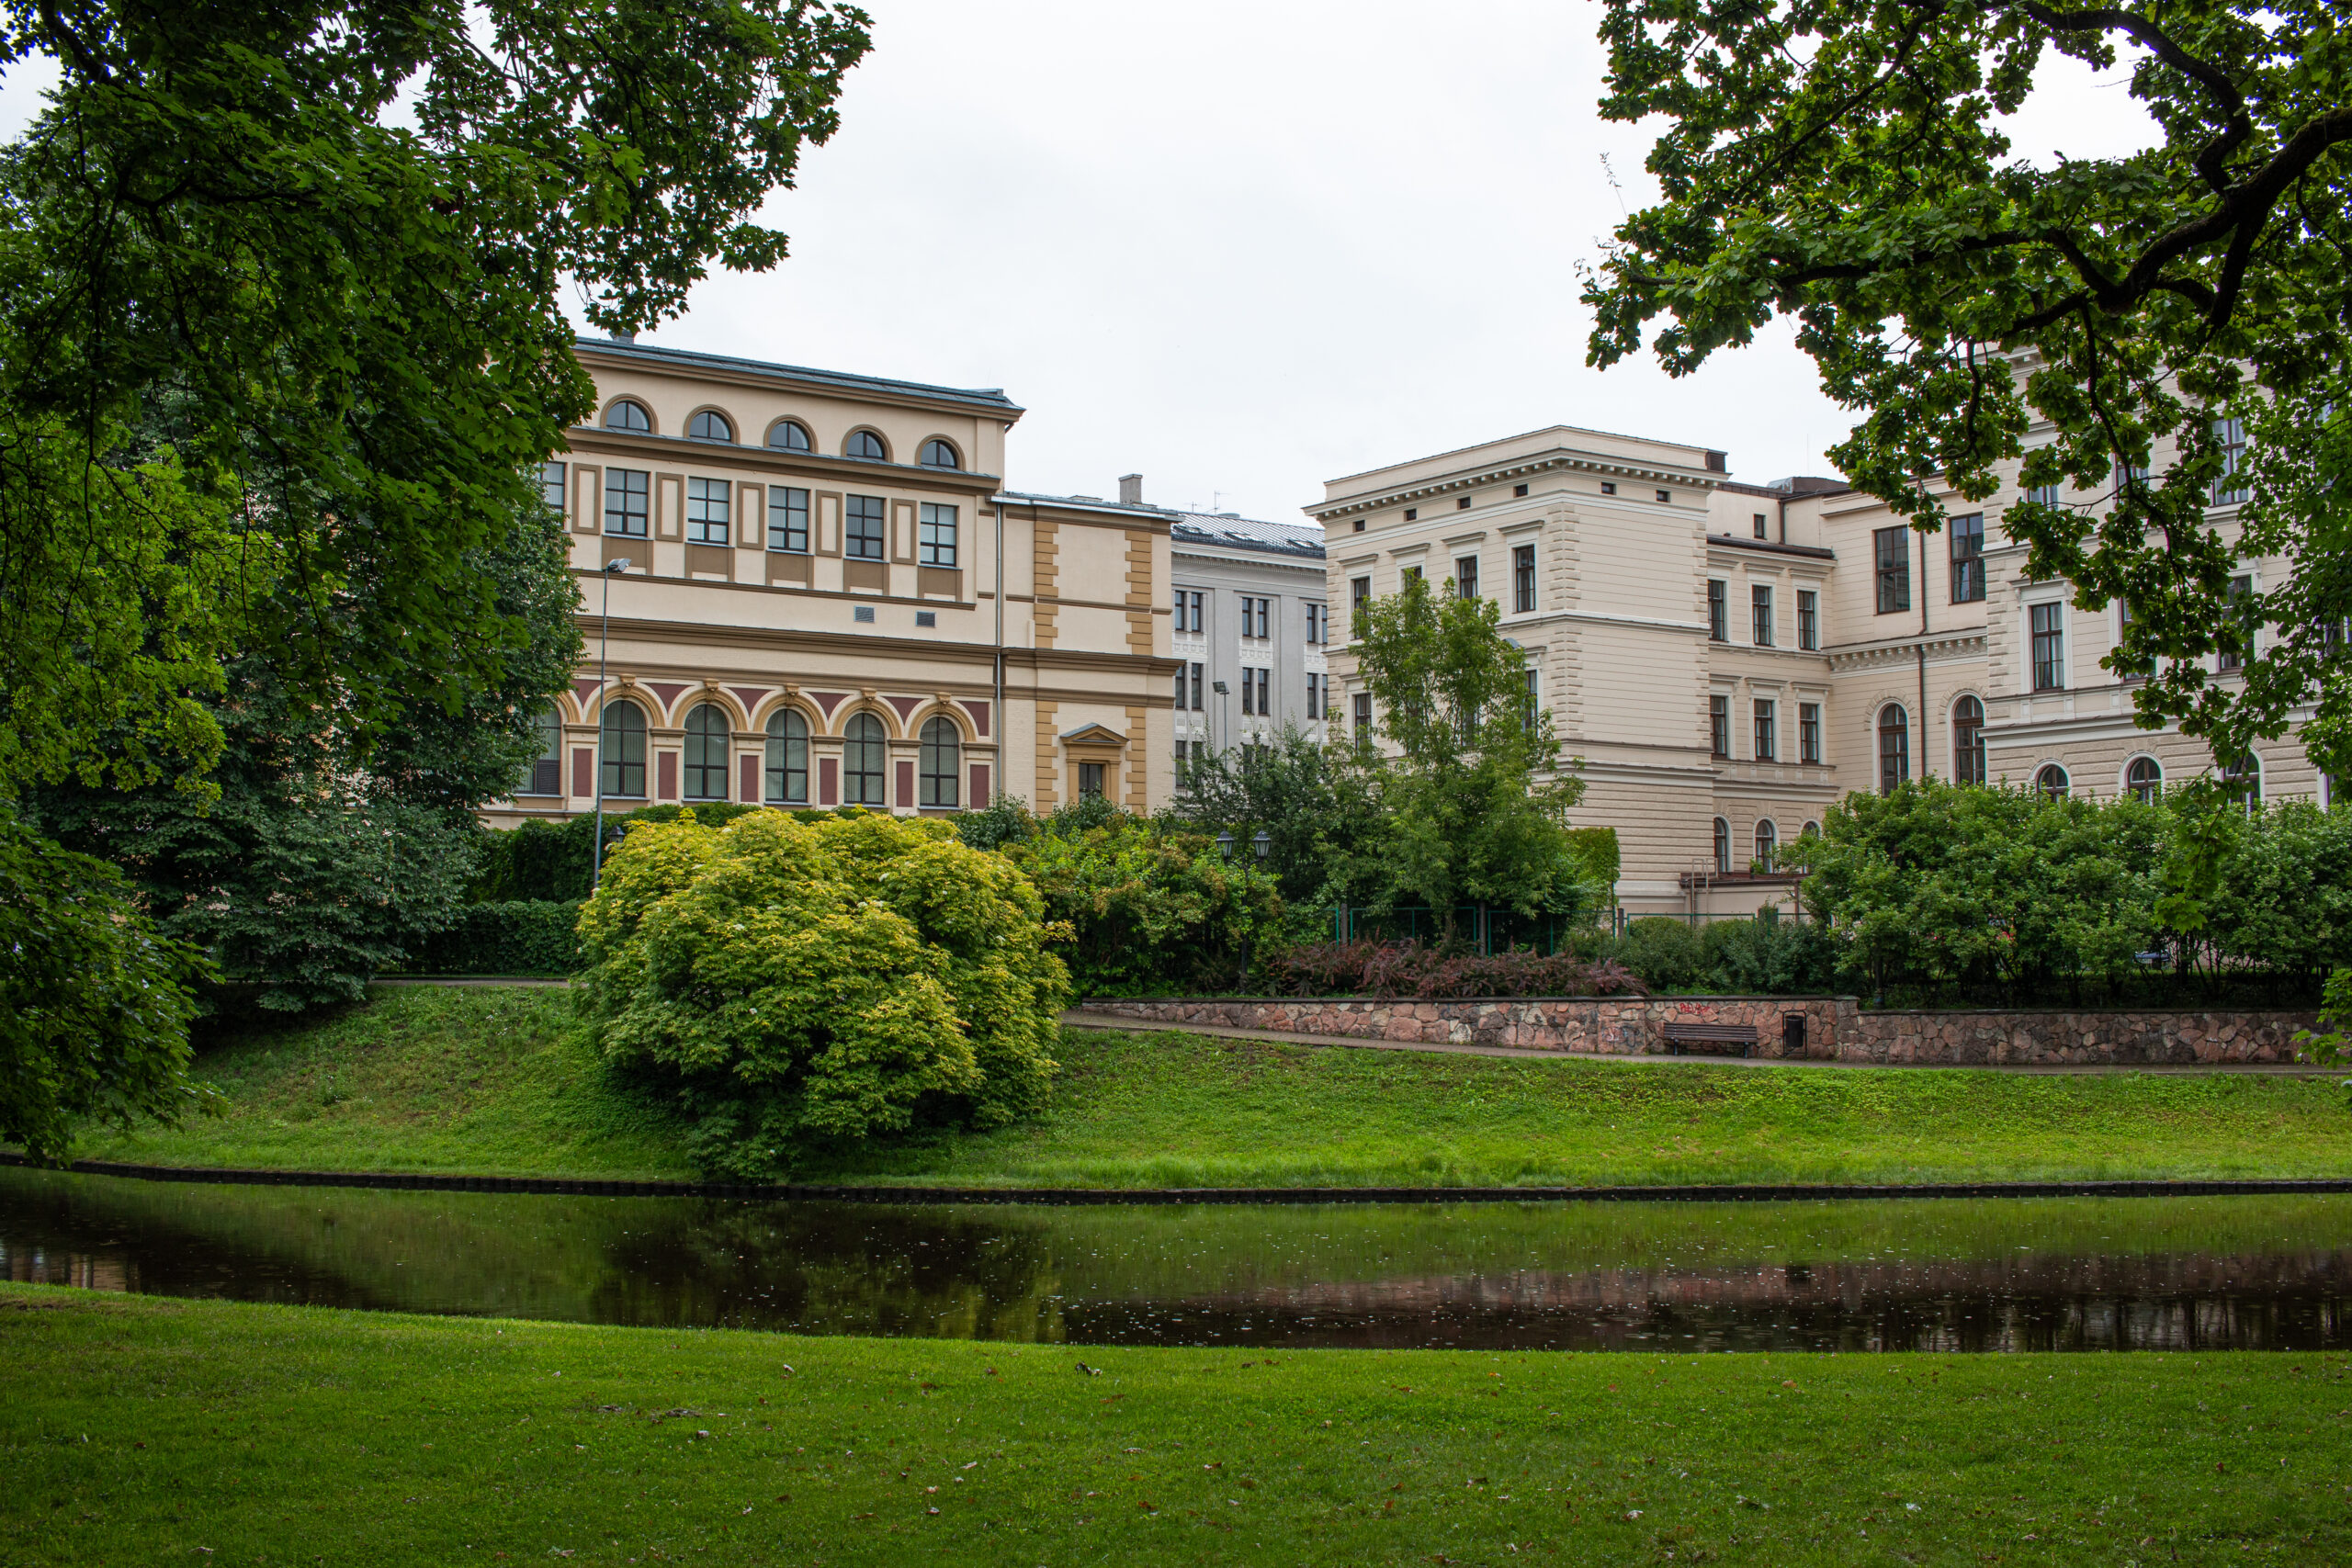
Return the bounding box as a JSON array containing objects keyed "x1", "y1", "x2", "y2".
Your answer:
[{"x1": 583, "y1": 1202, "x2": 1071, "y2": 1339}]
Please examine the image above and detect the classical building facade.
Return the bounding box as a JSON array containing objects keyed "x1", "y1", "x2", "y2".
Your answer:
[
  {"x1": 1158, "y1": 489, "x2": 1331, "y2": 767},
  {"x1": 489, "y1": 337, "x2": 1175, "y2": 829},
  {"x1": 1317, "y1": 412, "x2": 2333, "y2": 918}
]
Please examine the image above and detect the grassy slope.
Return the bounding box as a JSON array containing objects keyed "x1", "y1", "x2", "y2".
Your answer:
[
  {"x1": 4, "y1": 1286, "x2": 2346, "y2": 1567},
  {"x1": 57, "y1": 986, "x2": 2352, "y2": 1187}
]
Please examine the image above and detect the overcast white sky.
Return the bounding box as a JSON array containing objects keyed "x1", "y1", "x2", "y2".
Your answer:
[{"x1": 0, "y1": 1, "x2": 2156, "y2": 521}]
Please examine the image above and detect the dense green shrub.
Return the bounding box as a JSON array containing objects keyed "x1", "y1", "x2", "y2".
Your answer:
[
  {"x1": 1697, "y1": 915, "x2": 1838, "y2": 994},
  {"x1": 996, "y1": 802, "x2": 1284, "y2": 996},
  {"x1": 1618, "y1": 917, "x2": 1704, "y2": 991},
  {"x1": 404, "y1": 901, "x2": 582, "y2": 976},
  {"x1": 471, "y1": 803, "x2": 853, "y2": 903},
  {"x1": 1270, "y1": 941, "x2": 1643, "y2": 999},
  {"x1": 576, "y1": 808, "x2": 1068, "y2": 1178}
]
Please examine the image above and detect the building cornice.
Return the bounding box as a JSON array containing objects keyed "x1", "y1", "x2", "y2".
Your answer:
[
  {"x1": 573, "y1": 338, "x2": 1024, "y2": 422},
  {"x1": 1308, "y1": 450, "x2": 1723, "y2": 521},
  {"x1": 564, "y1": 429, "x2": 1001, "y2": 495},
  {"x1": 1825, "y1": 630, "x2": 1989, "y2": 671}
]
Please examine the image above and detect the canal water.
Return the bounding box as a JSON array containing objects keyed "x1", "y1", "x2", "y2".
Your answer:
[{"x1": 2, "y1": 1166, "x2": 2346, "y2": 1352}]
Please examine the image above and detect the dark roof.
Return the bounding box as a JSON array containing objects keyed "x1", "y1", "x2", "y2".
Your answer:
[
  {"x1": 1707, "y1": 535, "x2": 1836, "y2": 560},
  {"x1": 574, "y1": 336, "x2": 1024, "y2": 415},
  {"x1": 1169, "y1": 511, "x2": 1325, "y2": 560}
]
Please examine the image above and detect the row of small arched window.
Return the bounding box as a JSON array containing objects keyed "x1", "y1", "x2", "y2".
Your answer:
[
  {"x1": 601, "y1": 400, "x2": 963, "y2": 471},
  {"x1": 1875, "y1": 696, "x2": 2252, "y2": 804},
  {"x1": 520, "y1": 704, "x2": 966, "y2": 808}
]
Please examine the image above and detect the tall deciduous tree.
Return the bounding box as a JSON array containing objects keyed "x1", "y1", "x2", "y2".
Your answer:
[
  {"x1": 1351, "y1": 573, "x2": 1586, "y2": 932},
  {"x1": 1584, "y1": 0, "x2": 2352, "y2": 775},
  {"x1": 0, "y1": 0, "x2": 870, "y2": 1155}
]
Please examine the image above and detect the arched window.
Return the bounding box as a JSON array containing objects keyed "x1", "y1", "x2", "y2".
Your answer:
[
  {"x1": 843, "y1": 713, "x2": 888, "y2": 806},
  {"x1": 605, "y1": 399, "x2": 650, "y2": 433},
  {"x1": 1951, "y1": 694, "x2": 1985, "y2": 784},
  {"x1": 600, "y1": 700, "x2": 647, "y2": 797},
  {"x1": 919, "y1": 716, "x2": 960, "y2": 807},
  {"x1": 918, "y1": 438, "x2": 961, "y2": 470},
  {"x1": 2034, "y1": 762, "x2": 2070, "y2": 800},
  {"x1": 2126, "y1": 755, "x2": 2163, "y2": 805},
  {"x1": 683, "y1": 704, "x2": 730, "y2": 801},
  {"x1": 767, "y1": 419, "x2": 812, "y2": 452},
  {"x1": 1713, "y1": 817, "x2": 1732, "y2": 874},
  {"x1": 2221, "y1": 752, "x2": 2261, "y2": 808},
  {"x1": 1754, "y1": 818, "x2": 1777, "y2": 865},
  {"x1": 686, "y1": 410, "x2": 733, "y2": 443},
  {"x1": 764, "y1": 710, "x2": 808, "y2": 804},
  {"x1": 518, "y1": 705, "x2": 562, "y2": 796},
  {"x1": 1801, "y1": 820, "x2": 1821, "y2": 838},
  {"x1": 1877, "y1": 705, "x2": 1909, "y2": 795},
  {"x1": 844, "y1": 429, "x2": 888, "y2": 462}
]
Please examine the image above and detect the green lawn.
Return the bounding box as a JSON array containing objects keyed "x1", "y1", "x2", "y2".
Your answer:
[
  {"x1": 2, "y1": 1284, "x2": 2344, "y2": 1566},
  {"x1": 52, "y1": 984, "x2": 2352, "y2": 1188}
]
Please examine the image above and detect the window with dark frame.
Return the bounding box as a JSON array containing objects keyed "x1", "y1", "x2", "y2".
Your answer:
[
  {"x1": 1799, "y1": 702, "x2": 1821, "y2": 765},
  {"x1": 1950, "y1": 513, "x2": 1985, "y2": 602},
  {"x1": 768, "y1": 487, "x2": 809, "y2": 552},
  {"x1": 845, "y1": 494, "x2": 886, "y2": 560},
  {"x1": 2031, "y1": 602, "x2": 2066, "y2": 690},
  {"x1": 2219, "y1": 575, "x2": 2253, "y2": 671},
  {"x1": 1713, "y1": 817, "x2": 1731, "y2": 874},
  {"x1": 918, "y1": 438, "x2": 960, "y2": 470},
  {"x1": 1951, "y1": 694, "x2": 1985, "y2": 784},
  {"x1": 2211, "y1": 417, "x2": 2249, "y2": 504},
  {"x1": 1454, "y1": 556, "x2": 1478, "y2": 599},
  {"x1": 919, "y1": 717, "x2": 960, "y2": 807},
  {"x1": 1754, "y1": 818, "x2": 1777, "y2": 863},
  {"x1": 768, "y1": 420, "x2": 811, "y2": 452},
  {"x1": 1709, "y1": 694, "x2": 1730, "y2": 758},
  {"x1": 919, "y1": 502, "x2": 957, "y2": 567},
  {"x1": 605, "y1": 400, "x2": 650, "y2": 433},
  {"x1": 682, "y1": 704, "x2": 729, "y2": 800},
  {"x1": 1878, "y1": 706, "x2": 1909, "y2": 795},
  {"x1": 1751, "y1": 583, "x2": 1773, "y2": 646},
  {"x1": 1600, "y1": 481, "x2": 1617, "y2": 496},
  {"x1": 842, "y1": 713, "x2": 887, "y2": 805},
  {"x1": 1306, "y1": 672, "x2": 1324, "y2": 719},
  {"x1": 2127, "y1": 755, "x2": 2162, "y2": 804},
  {"x1": 1753, "y1": 699, "x2": 1776, "y2": 761},
  {"x1": 1079, "y1": 761, "x2": 1106, "y2": 798},
  {"x1": 538, "y1": 461, "x2": 567, "y2": 515},
  {"x1": 685, "y1": 478, "x2": 729, "y2": 546},
  {"x1": 600, "y1": 702, "x2": 647, "y2": 798},
  {"x1": 1874, "y1": 526, "x2": 1911, "y2": 613},
  {"x1": 687, "y1": 411, "x2": 733, "y2": 443},
  {"x1": 845, "y1": 430, "x2": 888, "y2": 462},
  {"x1": 1351, "y1": 576, "x2": 1372, "y2": 632},
  {"x1": 1523, "y1": 668, "x2": 1540, "y2": 731},
  {"x1": 764, "y1": 710, "x2": 808, "y2": 804},
  {"x1": 1352, "y1": 692, "x2": 1373, "y2": 744},
  {"x1": 1513, "y1": 544, "x2": 1535, "y2": 612},
  {"x1": 1707, "y1": 580, "x2": 1728, "y2": 641},
  {"x1": 604, "y1": 468, "x2": 650, "y2": 537},
  {"x1": 1752, "y1": 512, "x2": 1768, "y2": 539},
  {"x1": 519, "y1": 706, "x2": 562, "y2": 795},
  {"x1": 1190, "y1": 661, "x2": 1204, "y2": 710},
  {"x1": 2035, "y1": 762, "x2": 2070, "y2": 801},
  {"x1": 1797, "y1": 589, "x2": 1818, "y2": 649}
]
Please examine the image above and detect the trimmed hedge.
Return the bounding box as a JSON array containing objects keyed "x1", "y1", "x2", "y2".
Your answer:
[{"x1": 405, "y1": 900, "x2": 582, "y2": 976}]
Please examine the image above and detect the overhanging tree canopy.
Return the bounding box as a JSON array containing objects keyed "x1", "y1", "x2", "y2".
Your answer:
[{"x1": 1585, "y1": 0, "x2": 2351, "y2": 775}]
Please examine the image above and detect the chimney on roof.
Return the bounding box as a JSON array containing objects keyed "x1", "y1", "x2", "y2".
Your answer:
[
  {"x1": 1118, "y1": 473, "x2": 1144, "y2": 506},
  {"x1": 610, "y1": 329, "x2": 637, "y2": 344}
]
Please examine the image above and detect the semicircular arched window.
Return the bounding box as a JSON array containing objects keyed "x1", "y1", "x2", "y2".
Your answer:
[
  {"x1": 2126, "y1": 755, "x2": 2163, "y2": 805},
  {"x1": 605, "y1": 399, "x2": 651, "y2": 433},
  {"x1": 1951, "y1": 694, "x2": 1985, "y2": 784},
  {"x1": 843, "y1": 712, "x2": 888, "y2": 806},
  {"x1": 919, "y1": 438, "x2": 961, "y2": 470},
  {"x1": 1712, "y1": 817, "x2": 1731, "y2": 874},
  {"x1": 683, "y1": 704, "x2": 731, "y2": 802},
  {"x1": 1753, "y1": 818, "x2": 1777, "y2": 864},
  {"x1": 919, "y1": 716, "x2": 960, "y2": 807},
  {"x1": 764, "y1": 709, "x2": 808, "y2": 804},
  {"x1": 686, "y1": 410, "x2": 734, "y2": 443},
  {"x1": 600, "y1": 701, "x2": 647, "y2": 798},
  {"x1": 844, "y1": 429, "x2": 888, "y2": 462},
  {"x1": 1877, "y1": 706, "x2": 1909, "y2": 795},
  {"x1": 2034, "y1": 762, "x2": 2070, "y2": 801},
  {"x1": 767, "y1": 419, "x2": 812, "y2": 453}
]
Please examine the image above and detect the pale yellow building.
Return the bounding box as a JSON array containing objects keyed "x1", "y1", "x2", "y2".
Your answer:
[{"x1": 489, "y1": 337, "x2": 1175, "y2": 828}]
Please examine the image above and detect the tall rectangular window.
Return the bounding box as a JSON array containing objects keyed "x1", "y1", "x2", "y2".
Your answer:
[
  {"x1": 1306, "y1": 672, "x2": 1324, "y2": 719},
  {"x1": 604, "y1": 468, "x2": 649, "y2": 537},
  {"x1": 1707, "y1": 581, "x2": 1728, "y2": 641},
  {"x1": 1752, "y1": 511, "x2": 1769, "y2": 539},
  {"x1": 1513, "y1": 544, "x2": 1536, "y2": 612},
  {"x1": 2030, "y1": 602, "x2": 2067, "y2": 691},
  {"x1": 1950, "y1": 513, "x2": 1985, "y2": 603},
  {"x1": 1304, "y1": 604, "x2": 1323, "y2": 644},
  {"x1": 1241, "y1": 668, "x2": 1257, "y2": 716},
  {"x1": 1352, "y1": 692, "x2": 1373, "y2": 744},
  {"x1": 1454, "y1": 556, "x2": 1479, "y2": 599},
  {"x1": 1753, "y1": 700, "x2": 1776, "y2": 761},
  {"x1": 1874, "y1": 526, "x2": 1911, "y2": 613},
  {"x1": 1709, "y1": 694, "x2": 1730, "y2": 758},
  {"x1": 845, "y1": 494, "x2": 886, "y2": 559},
  {"x1": 1523, "y1": 668, "x2": 1540, "y2": 731},
  {"x1": 2211, "y1": 417, "x2": 2249, "y2": 505},
  {"x1": 1174, "y1": 588, "x2": 1205, "y2": 633},
  {"x1": 919, "y1": 502, "x2": 957, "y2": 566},
  {"x1": 1255, "y1": 667, "x2": 1270, "y2": 716},
  {"x1": 1351, "y1": 575, "x2": 1372, "y2": 633},
  {"x1": 768, "y1": 487, "x2": 809, "y2": 552},
  {"x1": 1189, "y1": 661, "x2": 1204, "y2": 710},
  {"x1": 1799, "y1": 702, "x2": 1821, "y2": 764},
  {"x1": 1751, "y1": 583, "x2": 1774, "y2": 647},
  {"x1": 1797, "y1": 589, "x2": 1818, "y2": 649},
  {"x1": 685, "y1": 477, "x2": 729, "y2": 545},
  {"x1": 2219, "y1": 574, "x2": 2253, "y2": 671},
  {"x1": 2025, "y1": 484, "x2": 2062, "y2": 507},
  {"x1": 538, "y1": 460, "x2": 567, "y2": 514}
]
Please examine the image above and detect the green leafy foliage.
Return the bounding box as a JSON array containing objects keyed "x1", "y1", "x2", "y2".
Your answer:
[
  {"x1": 1617, "y1": 917, "x2": 1705, "y2": 992},
  {"x1": 0, "y1": 807, "x2": 213, "y2": 1161},
  {"x1": 1790, "y1": 780, "x2": 2352, "y2": 1004},
  {"x1": 1586, "y1": 0, "x2": 2352, "y2": 774},
  {"x1": 1165, "y1": 726, "x2": 1395, "y2": 914},
  {"x1": 576, "y1": 809, "x2": 1067, "y2": 1178},
  {"x1": 995, "y1": 801, "x2": 1285, "y2": 997},
  {"x1": 404, "y1": 901, "x2": 582, "y2": 977}
]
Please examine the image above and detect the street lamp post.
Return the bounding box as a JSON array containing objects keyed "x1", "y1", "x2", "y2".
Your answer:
[{"x1": 591, "y1": 558, "x2": 630, "y2": 893}]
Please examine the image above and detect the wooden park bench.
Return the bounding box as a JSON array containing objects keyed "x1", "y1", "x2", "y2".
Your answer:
[{"x1": 1661, "y1": 1021, "x2": 1758, "y2": 1058}]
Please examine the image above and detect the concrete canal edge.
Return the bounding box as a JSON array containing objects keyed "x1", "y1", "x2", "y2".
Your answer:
[{"x1": 7, "y1": 1152, "x2": 2352, "y2": 1205}]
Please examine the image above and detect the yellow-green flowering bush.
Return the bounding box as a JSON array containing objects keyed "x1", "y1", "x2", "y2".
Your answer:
[{"x1": 577, "y1": 808, "x2": 1068, "y2": 1177}]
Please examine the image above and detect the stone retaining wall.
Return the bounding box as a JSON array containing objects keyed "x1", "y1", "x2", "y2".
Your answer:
[{"x1": 1079, "y1": 997, "x2": 2318, "y2": 1066}]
